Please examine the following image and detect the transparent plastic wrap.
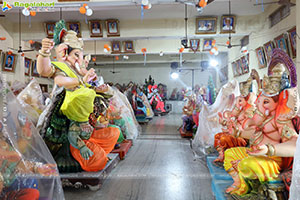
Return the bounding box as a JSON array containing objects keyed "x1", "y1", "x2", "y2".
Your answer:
[
  {"x1": 17, "y1": 79, "x2": 45, "y2": 126},
  {"x1": 0, "y1": 75, "x2": 64, "y2": 200},
  {"x1": 10, "y1": 80, "x2": 26, "y2": 96},
  {"x1": 108, "y1": 86, "x2": 141, "y2": 140},
  {"x1": 290, "y1": 135, "x2": 300, "y2": 200},
  {"x1": 192, "y1": 80, "x2": 240, "y2": 158}
]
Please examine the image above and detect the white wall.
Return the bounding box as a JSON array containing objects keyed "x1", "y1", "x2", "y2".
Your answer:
[
  {"x1": 227, "y1": 5, "x2": 296, "y2": 83},
  {"x1": 97, "y1": 62, "x2": 213, "y2": 97}
]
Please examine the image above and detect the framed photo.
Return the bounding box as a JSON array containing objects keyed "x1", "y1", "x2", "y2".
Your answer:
[
  {"x1": 45, "y1": 22, "x2": 55, "y2": 38},
  {"x1": 221, "y1": 15, "x2": 236, "y2": 34},
  {"x1": 67, "y1": 22, "x2": 81, "y2": 37},
  {"x1": 24, "y1": 57, "x2": 32, "y2": 76},
  {"x1": 202, "y1": 39, "x2": 213, "y2": 51},
  {"x1": 236, "y1": 59, "x2": 243, "y2": 76},
  {"x1": 263, "y1": 41, "x2": 275, "y2": 63},
  {"x1": 219, "y1": 66, "x2": 228, "y2": 84},
  {"x1": 241, "y1": 55, "x2": 249, "y2": 74},
  {"x1": 124, "y1": 41, "x2": 135, "y2": 53},
  {"x1": 39, "y1": 84, "x2": 48, "y2": 93},
  {"x1": 195, "y1": 17, "x2": 217, "y2": 34},
  {"x1": 31, "y1": 60, "x2": 39, "y2": 77},
  {"x1": 2, "y1": 52, "x2": 16, "y2": 72},
  {"x1": 274, "y1": 34, "x2": 289, "y2": 56},
  {"x1": 89, "y1": 20, "x2": 103, "y2": 37},
  {"x1": 287, "y1": 26, "x2": 296, "y2": 58},
  {"x1": 111, "y1": 41, "x2": 121, "y2": 53},
  {"x1": 106, "y1": 19, "x2": 120, "y2": 37},
  {"x1": 232, "y1": 61, "x2": 238, "y2": 77},
  {"x1": 255, "y1": 47, "x2": 267, "y2": 69}
]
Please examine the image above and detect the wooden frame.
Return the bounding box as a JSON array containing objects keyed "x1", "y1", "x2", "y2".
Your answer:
[
  {"x1": 45, "y1": 22, "x2": 56, "y2": 38},
  {"x1": 220, "y1": 15, "x2": 236, "y2": 34},
  {"x1": 195, "y1": 17, "x2": 217, "y2": 34},
  {"x1": 106, "y1": 19, "x2": 120, "y2": 37},
  {"x1": 2, "y1": 52, "x2": 17, "y2": 72},
  {"x1": 274, "y1": 33, "x2": 289, "y2": 56},
  {"x1": 89, "y1": 20, "x2": 103, "y2": 38},
  {"x1": 263, "y1": 41, "x2": 275, "y2": 63},
  {"x1": 124, "y1": 41, "x2": 135, "y2": 53},
  {"x1": 67, "y1": 22, "x2": 81, "y2": 37},
  {"x1": 202, "y1": 39, "x2": 213, "y2": 51},
  {"x1": 111, "y1": 41, "x2": 121, "y2": 54},
  {"x1": 39, "y1": 84, "x2": 48, "y2": 93},
  {"x1": 255, "y1": 47, "x2": 267, "y2": 69},
  {"x1": 241, "y1": 55, "x2": 249, "y2": 74},
  {"x1": 31, "y1": 60, "x2": 39, "y2": 77},
  {"x1": 24, "y1": 57, "x2": 32, "y2": 76},
  {"x1": 287, "y1": 26, "x2": 296, "y2": 58}
]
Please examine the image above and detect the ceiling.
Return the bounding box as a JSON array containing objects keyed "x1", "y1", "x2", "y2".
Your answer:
[{"x1": 2, "y1": 0, "x2": 265, "y2": 22}]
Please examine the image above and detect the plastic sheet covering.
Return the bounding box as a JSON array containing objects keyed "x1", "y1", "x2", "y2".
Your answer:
[
  {"x1": 0, "y1": 75, "x2": 64, "y2": 200},
  {"x1": 192, "y1": 80, "x2": 240, "y2": 158},
  {"x1": 17, "y1": 79, "x2": 45, "y2": 126},
  {"x1": 289, "y1": 135, "x2": 300, "y2": 200},
  {"x1": 10, "y1": 80, "x2": 26, "y2": 96},
  {"x1": 108, "y1": 86, "x2": 141, "y2": 139}
]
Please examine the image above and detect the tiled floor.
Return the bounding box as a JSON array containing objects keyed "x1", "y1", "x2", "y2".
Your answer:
[{"x1": 64, "y1": 114, "x2": 214, "y2": 200}]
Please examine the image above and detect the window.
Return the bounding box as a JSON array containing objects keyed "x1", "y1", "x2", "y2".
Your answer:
[{"x1": 269, "y1": 5, "x2": 290, "y2": 28}]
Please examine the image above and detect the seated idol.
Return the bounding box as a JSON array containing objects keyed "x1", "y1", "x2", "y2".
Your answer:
[
  {"x1": 37, "y1": 20, "x2": 119, "y2": 172},
  {"x1": 223, "y1": 49, "x2": 299, "y2": 196}
]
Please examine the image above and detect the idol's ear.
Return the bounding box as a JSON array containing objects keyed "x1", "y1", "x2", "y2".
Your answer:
[{"x1": 276, "y1": 88, "x2": 299, "y2": 120}]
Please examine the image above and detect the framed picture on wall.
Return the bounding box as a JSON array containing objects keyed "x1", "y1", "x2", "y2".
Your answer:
[
  {"x1": 287, "y1": 26, "x2": 296, "y2": 58},
  {"x1": 31, "y1": 60, "x2": 39, "y2": 77},
  {"x1": 241, "y1": 55, "x2": 249, "y2": 74},
  {"x1": 67, "y1": 22, "x2": 81, "y2": 37},
  {"x1": 202, "y1": 39, "x2": 213, "y2": 51},
  {"x1": 231, "y1": 61, "x2": 238, "y2": 77},
  {"x1": 45, "y1": 22, "x2": 55, "y2": 38},
  {"x1": 220, "y1": 15, "x2": 236, "y2": 34},
  {"x1": 124, "y1": 41, "x2": 135, "y2": 53},
  {"x1": 255, "y1": 47, "x2": 267, "y2": 68},
  {"x1": 111, "y1": 41, "x2": 121, "y2": 53},
  {"x1": 195, "y1": 17, "x2": 217, "y2": 34},
  {"x1": 24, "y1": 57, "x2": 32, "y2": 76},
  {"x1": 39, "y1": 84, "x2": 48, "y2": 93},
  {"x1": 106, "y1": 19, "x2": 120, "y2": 37},
  {"x1": 263, "y1": 41, "x2": 275, "y2": 62},
  {"x1": 190, "y1": 39, "x2": 200, "y2": 52},
  {"x1": 2, "y1": 52, "x2": 17, "y2": 72},
  {"x1": 219, "y1": 66, "x2": 228, "y2": 84},
  {"x1": 89, "y1": 20, "x2": 103, "y2": 37},
  {"x1": 236, "y1": 59, "x2": 243, "y2": 76},
  {"x1": 274, "y1": 34, "x2": 289, "y2": 56}
]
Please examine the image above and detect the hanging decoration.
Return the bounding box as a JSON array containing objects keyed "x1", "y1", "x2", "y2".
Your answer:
[
  {"x1": 0, "y1": 37, "x2": 6, "y2": 41},
  {"x1": 241, "y1": 46, "x2": 248, "y2": 54},
  {"x1": 104, "y1": 44, "x2": 111, "y2": 53},
  {"x1": 198, "y1": 0, "x2": 208, "y2": 8},
  {"x1": 141, "y1": 48, "x2": 147, "y2": 66},
  {"x1": 159, "y1": 51, "x2": 164, "y2": 56},
  {"x1": 115, "y1": 56, "x2": 119, "y2": 61},
  {"x1": 179, "y1": 48, "x2": 184, "y2": 67},
  {"x1": 123, "y1": 55, "x2": 129, "y2": 60},
  {"x1": 22, "y1": 8, "x2": 30, "y2": 16},
  {"x1": 79, "y1": 4, "x2": 93, "y2": 16},
  {"x1": 209, "y1": 40, "x2": 219, "y2": 56},
  {"x1": 140, "y1": 0, "x2": 152, "y2": 20}
]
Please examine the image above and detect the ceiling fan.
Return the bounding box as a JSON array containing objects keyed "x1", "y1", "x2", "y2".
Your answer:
[
  {"x1": 253, "y1": 0, "x2": 295, "y2": 7},
  {"x1": 8, "y1": 9, "x2": 35, "y2": 54},
  {"x1": 176, "y1": 0, "x2": 214, "y2": 6},
  {"x1": 110, "y1": 57, "x2": 121, "y2": 74},
  {"x1": 217, "y1": 0, "x2": 240, "y2": 49}
]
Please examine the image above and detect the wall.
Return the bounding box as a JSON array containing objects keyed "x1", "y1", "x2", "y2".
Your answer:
[
  {"x1": 227, "y1": 5, "x2": 296, "y2": 83},
  {"x1": 97, "y1": 62, "x2": 214, "y2": 97}
]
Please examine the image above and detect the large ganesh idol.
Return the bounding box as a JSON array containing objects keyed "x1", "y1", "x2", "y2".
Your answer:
[
  {"x1": 223, "y1": 49, "x2": 299, "y2": 197},
  {"x1": 192, "y1": 79, "x2": 240, "y2": 157},
  {"x1": 214, "y1": 72, "x2": 259, "y2": 163},
  {"x1": 36, "y1": 20, "x2": 119, "y2": 172}
]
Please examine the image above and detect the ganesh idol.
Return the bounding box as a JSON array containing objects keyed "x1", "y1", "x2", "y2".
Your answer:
[
  {"x1": 223, "y1": 49, "x2": 299, "y2": 197},
  {"x1": 36, "y1": 20, "x2": 120, "y2": 172},
  {"x1": 214, "y1": 71, "x2": 259, "y2": 163}
]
